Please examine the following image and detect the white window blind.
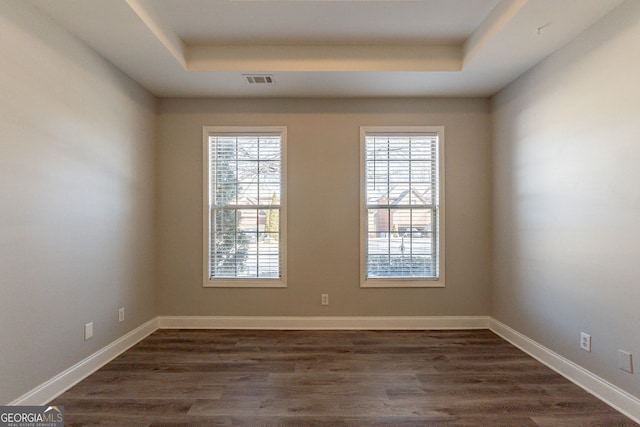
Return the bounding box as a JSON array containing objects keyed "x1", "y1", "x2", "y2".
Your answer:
[
  {"x1": 363, "y1": 130, "x2": 442, "y2": 282},
  {"x1": 206, "y1": 131, "x2": 283, "y2": 281}
]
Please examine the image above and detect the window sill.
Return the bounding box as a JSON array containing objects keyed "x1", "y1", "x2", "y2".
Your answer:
[
  {"x1": 361, "y1": 278, "x2": 444, "y2": 288},
  {"x1": 204, "y1": 279, "x2": 287, "y2": 288}
]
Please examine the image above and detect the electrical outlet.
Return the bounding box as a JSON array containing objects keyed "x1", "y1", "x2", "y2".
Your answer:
[
  {"x1": 321, "y1": 294, "x2": 329, "y2": 305},
  {"x1": 580, "y1": 332, "x2": 591, "y2": 352},
  {"x1": 84, "y1": 322, "x2": 93, "y2": 340},
  {"x1": 118, "y1": 307, "x2": 125, "y2": 322},
  {"x1": 619, "y1": 350, "x2": 633, "y2": 373}
]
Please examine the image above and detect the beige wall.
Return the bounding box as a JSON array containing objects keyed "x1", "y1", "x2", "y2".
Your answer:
[
  {"x1": 157, "y1": 98, "x2": 492, "y2": 316},
  {"x1": 492, "y1": 0, "x2": 640, "y2": 399},
  {"x1": 0, "y1": 2, "x2": 158, "y2": 404}
]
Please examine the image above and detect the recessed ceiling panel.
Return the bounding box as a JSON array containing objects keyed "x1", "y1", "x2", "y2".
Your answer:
[
  {"x1": 152, "y1": 0, "x2": 500, "y2": 46},
  {"x1": 28, "y1": 0, "x2": 625, "y2": 98}
]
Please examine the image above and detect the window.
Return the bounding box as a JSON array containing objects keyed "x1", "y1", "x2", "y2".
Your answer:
[
  {"x1": 203, "y1": 127, "x2": 286, "y2": 287},
  {"x1": 360, "y1": 127, "x2": 444, "y2": 287}
]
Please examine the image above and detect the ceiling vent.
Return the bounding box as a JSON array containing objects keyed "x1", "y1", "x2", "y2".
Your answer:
[{"x1": 244, "y1": 74, "x2": 275, "y2": 84}]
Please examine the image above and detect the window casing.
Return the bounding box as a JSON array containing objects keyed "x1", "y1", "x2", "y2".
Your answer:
[
  {"x1": 203, "y1": 127, "x2": 287, "y2": 287},
  {"x1": 360, "y1": 127, "x2": 444, "y2": 288}
]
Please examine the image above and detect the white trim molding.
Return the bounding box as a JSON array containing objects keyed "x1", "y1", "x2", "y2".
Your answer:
[
  {"x1": 489, "y1": 318, "x2": 640, "y2": 424},
  {"x1": 158, "y1": 315, "x2": 489, "y2": 330},
  {"x1": 10, "y1": 317, "x2": 159, "y2": 406}
]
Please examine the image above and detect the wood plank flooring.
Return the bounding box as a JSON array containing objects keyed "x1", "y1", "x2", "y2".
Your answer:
[{"x1": 49, "y1": 329, "x2": 637, "y2": 426}]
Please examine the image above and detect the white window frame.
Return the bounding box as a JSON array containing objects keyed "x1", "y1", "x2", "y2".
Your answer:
[
  {"x1": 360, "y1": 126, "x2": 445, "y2": 288},
  {"x1": 203, "y1": 126, "x2": 287, "y2": 288}
]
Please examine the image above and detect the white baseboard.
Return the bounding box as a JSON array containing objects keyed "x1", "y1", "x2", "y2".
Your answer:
[
  {"x1": 489, "y1": 318, "x2": 640, "y2": 424},
  {"x1": 10, "y1": 317, "x2": 159, "y2": 406},
  {"x1": 157, "y1": 315, "x2": 490, "y2": 330}
]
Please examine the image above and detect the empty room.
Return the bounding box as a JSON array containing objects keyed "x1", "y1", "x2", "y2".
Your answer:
[{"x1": 1, "y1": 0, "x2": 639, "y2": 425}]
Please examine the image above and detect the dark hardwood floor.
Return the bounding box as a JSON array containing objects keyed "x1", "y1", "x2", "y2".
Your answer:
[{"x1": 50, "y1": 329, "x2": 637, "y2": 426}]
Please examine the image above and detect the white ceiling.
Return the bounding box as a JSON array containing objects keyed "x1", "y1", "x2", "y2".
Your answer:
[{"x1": 29, "y1": 0, "x2": 623, "y2": 98}]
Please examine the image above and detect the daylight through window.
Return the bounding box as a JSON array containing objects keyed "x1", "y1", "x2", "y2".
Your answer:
[
  {"x1": 361, "y1": 127, "x2": 443, "y2": 286},
  {"x1": 204, "y1": 128, "x2": 286, "y2": 286}
]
